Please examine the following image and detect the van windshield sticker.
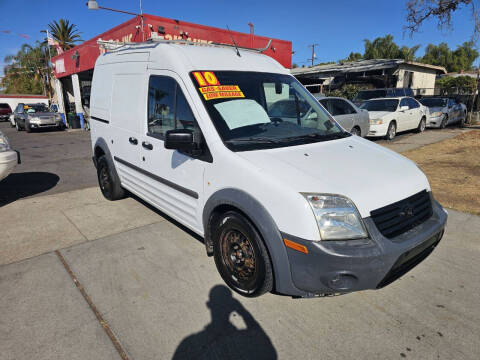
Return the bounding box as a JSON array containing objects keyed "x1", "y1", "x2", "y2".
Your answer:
[
  {"x1": 200, "y1": 85, "x2": 245, "y2": 101},
  {"x1": 193, "y1": 71, "x2": 220, "y2": 87}
]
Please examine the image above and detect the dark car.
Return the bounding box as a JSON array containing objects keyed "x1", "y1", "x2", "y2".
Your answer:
[
  {"x1": 13, "y1": 103, "x2": 63, "y2": 132},
  {"x1": 353, "y1": 88, "x2": 414, "y2": 106},
  {"x1": 0, "y1": 103, "x2": 12, "y2": 122}
]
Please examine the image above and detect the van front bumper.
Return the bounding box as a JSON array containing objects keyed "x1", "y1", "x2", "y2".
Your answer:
[{"x1": 282, "y1": 200, "x2": 447, "y2": 296}]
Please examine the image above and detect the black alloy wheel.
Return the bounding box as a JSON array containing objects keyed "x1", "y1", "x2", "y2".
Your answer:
[
  {"x1": 213, "y1": 211, "x2": 273, "y2": 297},
  {"x1": 96, "y1": 155, "x2": 125, "y2": 201}
]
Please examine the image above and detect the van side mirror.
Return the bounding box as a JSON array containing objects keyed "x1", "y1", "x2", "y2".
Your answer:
[
  {"x1": 164, "y1": 129, "x2": 196, "y2": 151},
  {"x1": 400, "y1": 105, "x2": 409, "y2": 111}
]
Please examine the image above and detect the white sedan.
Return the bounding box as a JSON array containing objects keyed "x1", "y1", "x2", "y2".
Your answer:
[
  {"x1": 361, "y1": 97, "x2": 427, "y2": 140},
  {"x1": 0, "y1": 130, "x2": 19, "y2": 181}
]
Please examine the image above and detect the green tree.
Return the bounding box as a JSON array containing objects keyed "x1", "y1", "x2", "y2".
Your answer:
[
  {"x1": 45, "y1": 19, "x2": 82, "y2": 51},
  {"x1": 436, "y1": 75, "x2": 476, "y2": 94},
  {"x1": 1, "y1": 42, "x2": 53, "y2": 95},
  {"x1": 419, "y1": 41, "x2": 479, "y2": 72},
  {"x1": 363, "y1": 35, "x2": 420, "y2": 60},
  {"x1": 345, "y1": 52, "x2": 363, "y2": 62}
]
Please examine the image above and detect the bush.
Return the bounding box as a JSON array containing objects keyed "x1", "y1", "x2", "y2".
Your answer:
[
  {"x1": 436, "y1": 76, "x2": 476, "y2": 94},
  {"x1": 325, "y1": 84, "x2": 360, "y2": 100}
]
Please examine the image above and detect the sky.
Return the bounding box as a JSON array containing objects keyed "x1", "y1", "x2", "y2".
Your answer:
[{"x1": 0, "y1": 0, "x2": 476, "y2": 78}]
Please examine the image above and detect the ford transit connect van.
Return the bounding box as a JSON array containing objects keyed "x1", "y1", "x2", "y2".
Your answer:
[{"x1": 90, "y1": 40, "x2": 447, "y2": 298}]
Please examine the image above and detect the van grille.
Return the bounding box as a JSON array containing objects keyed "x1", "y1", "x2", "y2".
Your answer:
[{"x1": 370, "y1": 190, "x2": 433, "y2": 239}]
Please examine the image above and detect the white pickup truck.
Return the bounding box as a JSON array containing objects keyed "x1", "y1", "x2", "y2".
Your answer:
[{"x1": 89, "y1": 40, "x2": 447, "y2": 298}]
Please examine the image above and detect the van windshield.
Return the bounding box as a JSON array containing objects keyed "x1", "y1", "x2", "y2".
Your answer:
[{"x1": 191, "y1": 71, "x2": 348, "y2": 151}]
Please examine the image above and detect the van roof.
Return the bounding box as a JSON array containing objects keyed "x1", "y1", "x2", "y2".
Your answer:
[{"x1": 95, "y1": 41, "x2": 289, "y2": 75}]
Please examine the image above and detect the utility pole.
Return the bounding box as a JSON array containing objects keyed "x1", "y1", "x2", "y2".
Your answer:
[{"x1": 307, "y1": 43, "x2": 319, "y2": 67}]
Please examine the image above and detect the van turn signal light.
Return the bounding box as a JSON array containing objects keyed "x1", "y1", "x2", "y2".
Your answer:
[{"x1": 283, "y1": 238, "x2": 308, "y2": 254}]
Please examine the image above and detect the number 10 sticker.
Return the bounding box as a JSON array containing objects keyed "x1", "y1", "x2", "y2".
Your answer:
[{"x1": 193, "y1": 71, "x2": 220, "y2": 87}]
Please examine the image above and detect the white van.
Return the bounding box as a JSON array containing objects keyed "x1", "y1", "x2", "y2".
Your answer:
[{"x1": 90, "y1": 41, "x2": 447, "y2": 298}]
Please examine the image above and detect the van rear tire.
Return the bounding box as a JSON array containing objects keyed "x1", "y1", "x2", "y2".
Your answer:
[
  {"x1": 97, "y1": 155, "x2": 125, "y2": 201},
  {"x1": 213, "y1": 211, "x2": 273, "y2": 297}
]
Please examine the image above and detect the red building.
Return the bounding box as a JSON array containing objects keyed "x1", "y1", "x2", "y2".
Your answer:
[{"x1": 51, "y1": 14, "x2": 292, "y2": 128}]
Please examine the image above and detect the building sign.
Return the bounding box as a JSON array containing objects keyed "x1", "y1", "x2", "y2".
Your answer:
[
  {"x1": 51, "y1": 14, "x2": 292, "y2": 78},
  {"x1": 55, "y1": 59, "x2": 65, "y2": 73}
]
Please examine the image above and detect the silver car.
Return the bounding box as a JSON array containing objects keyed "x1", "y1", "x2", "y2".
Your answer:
[
  {"x1": 316, "y1": 96, "x2": 370, "y2": 137},
  {"x1": 419, "y1": 97, "x2": 467, "y2": 128},
  {"x1": 13, "y1": 103, "x2": 64, "y2": 132}
]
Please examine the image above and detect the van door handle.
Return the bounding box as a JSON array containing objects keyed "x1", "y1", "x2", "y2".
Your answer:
[
  {"x1": 129, "y1": 137, "x2": 138, "y2": 145},
  {"x1": 142, "y1": 141, "x2": 153, "y2": 150}
]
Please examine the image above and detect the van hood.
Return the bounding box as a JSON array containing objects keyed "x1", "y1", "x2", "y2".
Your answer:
[{"x1": 237, "y1": 136, "x2": 430, "y2": 217}]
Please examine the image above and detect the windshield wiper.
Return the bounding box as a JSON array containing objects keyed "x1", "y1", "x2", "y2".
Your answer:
[
  {"x1": 225, "y1": 137, "x2": 281, "y2": 144},
  {"x1": 279, "y1": 132, "x2": 350, "y2": 143}
]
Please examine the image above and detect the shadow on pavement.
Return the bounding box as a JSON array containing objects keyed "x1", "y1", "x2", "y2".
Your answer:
[
  {"x1": 0, "y1": 172, "x2": 60, "y2": 206},
  {"x1": 128, "y1": 192, "x2": 205, "y2": 246},
  {"x1": 172, "y1": 285, "x2": 277, "y2": 360}
]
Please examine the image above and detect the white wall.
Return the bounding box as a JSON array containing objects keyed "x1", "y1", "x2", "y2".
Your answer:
[
  {"x1": 396, "y1": 65, "x2": 438, "y2": 95},
  {"x1": 0, "y1": 97, "x2": 48, "y2": 112}
]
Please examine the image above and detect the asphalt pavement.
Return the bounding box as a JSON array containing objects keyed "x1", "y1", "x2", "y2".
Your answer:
[{"x1": 0, "y1": 122, "x2": 96, "y2": 206}]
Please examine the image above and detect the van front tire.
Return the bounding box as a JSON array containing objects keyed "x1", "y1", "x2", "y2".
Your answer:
[
  {"x1": 97, "y1": 155, "x2": 125, "y2": 201},
  {"x1": 213, "y1": 211, "x2": 273, "y2": 297}
]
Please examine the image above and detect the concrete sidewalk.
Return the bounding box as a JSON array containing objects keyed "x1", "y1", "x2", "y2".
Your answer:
[{"x1": 0, "y1": 187, "x2": 165, "y2": 266}]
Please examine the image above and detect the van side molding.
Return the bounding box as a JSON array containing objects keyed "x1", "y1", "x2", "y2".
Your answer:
[{"x1": 202, "y1": 188, "x2": 304, "y2": 297}]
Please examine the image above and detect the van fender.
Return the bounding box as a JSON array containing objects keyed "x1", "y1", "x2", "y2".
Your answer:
[
  {"x1": 203, "y1": 188, "x2": 304, "y2": 296},
  {"x1": 93, "y1": 137, "x2": 121, "y2": 185}
]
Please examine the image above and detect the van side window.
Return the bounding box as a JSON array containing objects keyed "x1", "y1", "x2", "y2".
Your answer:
[{"x1": 148, "y1": 76, "x2": 196, "y2": 137}]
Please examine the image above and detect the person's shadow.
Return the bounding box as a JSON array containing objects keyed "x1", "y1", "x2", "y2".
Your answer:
[{"x1": 172, "y1": 285, "x2": 277, "y2": 360}]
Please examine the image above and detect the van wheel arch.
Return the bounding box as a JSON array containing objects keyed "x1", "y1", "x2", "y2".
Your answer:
[
  {"x1": 202, "y1": 188, "x2": 305, "y2": 297},
  {"x1": 93, "y1": 137, "x2": 124, "y2": 198}
]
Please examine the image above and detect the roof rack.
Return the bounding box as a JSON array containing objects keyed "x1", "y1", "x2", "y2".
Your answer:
[{"x1": 97, "y1": 37, "x2": 272, "y2": 54}]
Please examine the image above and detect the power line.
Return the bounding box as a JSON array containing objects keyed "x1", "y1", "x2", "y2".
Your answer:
[{"x1": 307, "y1": 43, "x2": 319, "y2": 67}]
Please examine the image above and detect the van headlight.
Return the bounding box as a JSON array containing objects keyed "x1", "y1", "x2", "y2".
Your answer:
[
  {"x1": 303, "y1": 194, "x2": 368, "y2": 240},
  {"x1": 430, "y1": 111, "x2": 443, "y2": 117},
  {"x1": 370, "y1": 119, "x2": 383, "y2": 125}
]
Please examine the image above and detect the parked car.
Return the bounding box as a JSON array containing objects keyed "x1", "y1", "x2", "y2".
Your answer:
[
  {"x1": 316, "y1": 96, "x2": 369, "y2": 137},
  {"x1": 9, "y1": 113, "x2": 15, "y2": 127},
  {"x1": 418, "y1": 97, "x2": 467, "y2": 128},
  {"x1": 353, "y1": 88, "x2": 414, "y2": 106},
  {"x1": 13, "y1": 103, "x2": 64, "y2": 132},
  {"x1": 0, "y1": 130, "x2": 19, "y2": 181},
  {"x1": 361, "y1": 97, "x2": 427, "y2": 140},
  {"x1": 90, "y1": 41, "x2": 446, "y2": 298},
  {"x1": 0, "y1": 103, "x2": 12, "y2": 122}
]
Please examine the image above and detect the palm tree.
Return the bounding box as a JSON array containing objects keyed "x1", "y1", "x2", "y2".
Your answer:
[
  {"x1": 2, "y1": 42, "x2": 52, "y2": 95},
  {"x1": 46, "y1": 19, "x2": 82, "y2": 51}
]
